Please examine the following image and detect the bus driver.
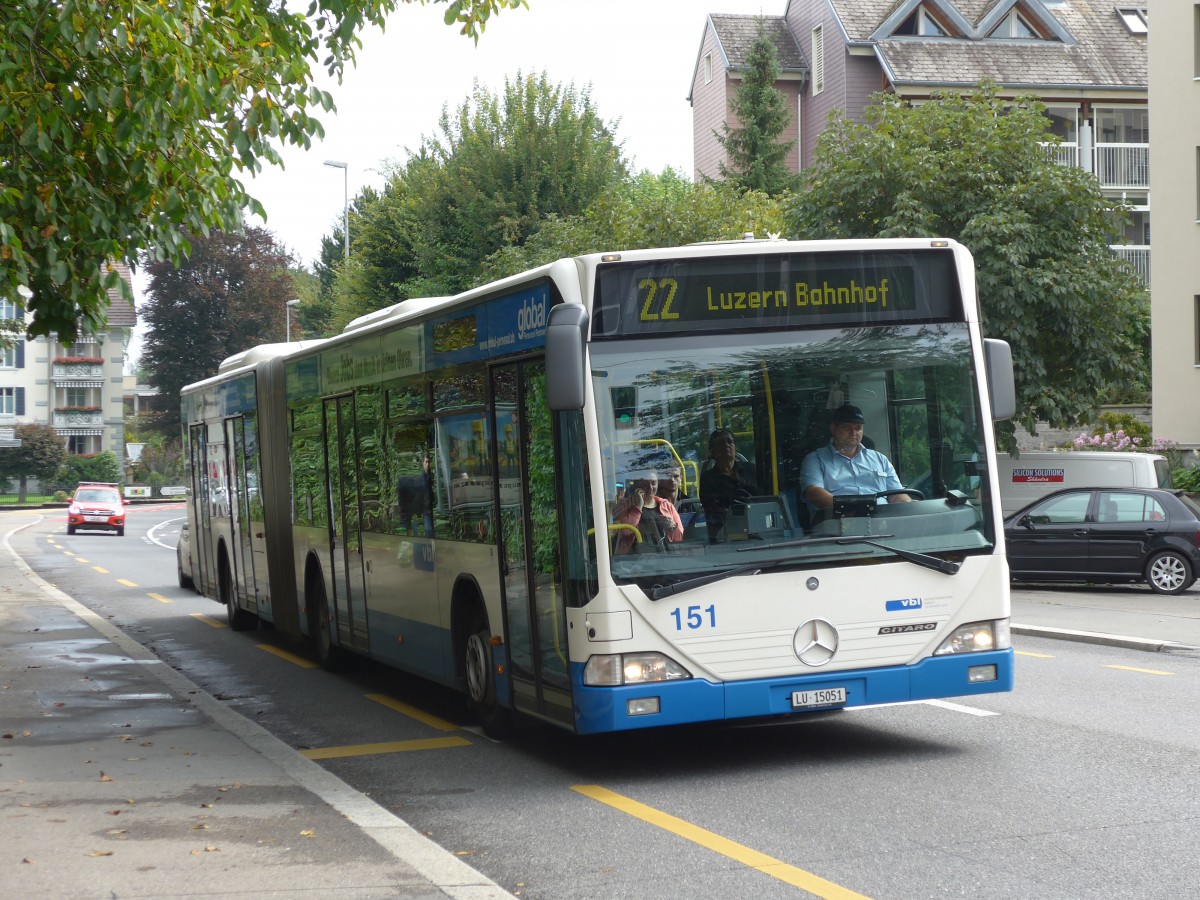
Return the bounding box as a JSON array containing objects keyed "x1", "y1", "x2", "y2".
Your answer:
[{"x1": 800, "y1": 404, "x2": 912, "y2": 514}]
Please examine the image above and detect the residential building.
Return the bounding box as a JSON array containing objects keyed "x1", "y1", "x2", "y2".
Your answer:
[
  {"x1": 1, "y1": 262, "x2": 137, "y2": 466},
  {"x1": 690, "y1": 1, "x2": 1150, "y2": 286},
  {"x1": 1148, "y1": 1, "x2": 1200, "y2": 448}
]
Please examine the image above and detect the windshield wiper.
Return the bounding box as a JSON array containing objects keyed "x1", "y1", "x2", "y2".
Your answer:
[
  {"x1": 646, "y1": 556, "x2": 799, "y2": 601},
  {"x1": 762, "y1": 534, "x2": 961, "y2": 576}
]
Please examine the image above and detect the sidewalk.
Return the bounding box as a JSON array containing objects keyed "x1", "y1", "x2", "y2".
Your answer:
[
  {"x1": 1012, "y1": 583, "x2": 1200, "y2": 653},
  {"x1": 0, "y1": 514, "x2": 511, "y2": 900}
]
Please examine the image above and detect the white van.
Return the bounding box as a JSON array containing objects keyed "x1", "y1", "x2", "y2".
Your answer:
[{"x1": 995, "y1": 450, "x2": 1173, "y2": 517}]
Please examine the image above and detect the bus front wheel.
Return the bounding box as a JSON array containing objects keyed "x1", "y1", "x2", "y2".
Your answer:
[{"x1": 464, "y1": 612, "x2": 513, "y2": 739}]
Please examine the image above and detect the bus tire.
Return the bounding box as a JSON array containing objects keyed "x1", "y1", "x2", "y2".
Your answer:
[
  {"x1": 309, "y1": 573, "x2": 346, "y2": 670},
  {"x1": 220, "y1": 554, "x2": 257, "y2": 631},
  {"x1": 464, "y1": 609, "x2": 513, "y2": 739}
]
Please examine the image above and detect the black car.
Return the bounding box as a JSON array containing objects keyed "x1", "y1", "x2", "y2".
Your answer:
[{"x1": 1004, "y1": 487, "x2": 1200, "y2": 595}]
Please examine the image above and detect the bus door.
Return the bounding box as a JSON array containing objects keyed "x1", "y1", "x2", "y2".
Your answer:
[
  {"x1": 223, "y1": 416, "x2": 257, "y2": 614},
  {"x1": 189, "y1": 423, "x2": 215, "y2": 596},
  {"x1": 322, "y1": 394, "x2": 370, "y2": 653},
  {"x1": 491, "y1": 362, "x2": 573, "y2": 727}
]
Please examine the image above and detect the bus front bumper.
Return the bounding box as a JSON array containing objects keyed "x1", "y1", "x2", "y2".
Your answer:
[{"x1": 571, "y1": 649, "x2": 1013, "y2": 734}]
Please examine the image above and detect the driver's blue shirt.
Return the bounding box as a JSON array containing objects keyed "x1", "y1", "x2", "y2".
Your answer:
[{"x1": 800, "y1": 441, "x2": 903, "y2": 510}]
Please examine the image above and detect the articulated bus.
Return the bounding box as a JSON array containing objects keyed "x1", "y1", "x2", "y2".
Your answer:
[{"x1": 181, "y1": 237, "x2": 1017, "y2": 736}]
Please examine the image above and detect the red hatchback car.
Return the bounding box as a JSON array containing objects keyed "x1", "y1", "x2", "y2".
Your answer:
[{"x1": 67, "y1": 482, "x2": 126, "y2": 536}]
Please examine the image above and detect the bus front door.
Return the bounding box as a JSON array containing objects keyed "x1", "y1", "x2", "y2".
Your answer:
[
  {"x1": 492, "y1": 363, "x2": 573, "y2": 727},
  {"x1": 322, "y1": 395, "x2": 369, "y2": 654}
]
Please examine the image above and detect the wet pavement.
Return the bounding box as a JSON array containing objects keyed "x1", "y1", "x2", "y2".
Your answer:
[{"x1": 1, "y1": 513, "x2": 510, "y2": 900}]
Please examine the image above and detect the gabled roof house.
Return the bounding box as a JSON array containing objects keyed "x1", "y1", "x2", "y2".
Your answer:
[{"x1": 691, "y1": 1, "x2": 1149, "y2": 283}]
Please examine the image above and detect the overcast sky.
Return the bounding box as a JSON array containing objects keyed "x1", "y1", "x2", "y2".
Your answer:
[{"x1": 246, "y1": 0, "x2": 775, "y2": 269}]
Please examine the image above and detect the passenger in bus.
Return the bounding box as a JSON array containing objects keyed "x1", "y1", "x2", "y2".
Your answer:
[
  {"x1": 800, "y1": 404, "x2": 911, "y2": 516},
  {"x1": 699, "y1": 428, "x2": 760, "y2": 542},
  {"x1": 612, "y1": 472, "x2": 683, "y2": 552}
]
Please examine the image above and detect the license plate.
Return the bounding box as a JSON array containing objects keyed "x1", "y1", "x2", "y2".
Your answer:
[
  {"x1": 791, "y1": 687, "x2": 847, "y2": 709},
  {"x1": 84, "y1": 515, "x2": 109, "y2": 522}
]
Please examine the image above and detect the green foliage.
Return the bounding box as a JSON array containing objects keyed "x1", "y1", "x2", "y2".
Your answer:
[
  {"x1": 140, "y1": 227, "x2": 295, "y2": 426},
  {"x1": 0, "y1": 0, "x2": 526, "y2": 341},
  {"x1": 713, "y1": 19, "x2": 797, "y2": 196},
  {"x1": 0, "y1": 423, "x2": 68, "y2": 500},
  {"x1": 130, "y1": 434, "x2": 184, "y2": 485},
  {"x1": 47, "y1": 451, "x2": 123, "y2": 494},
  {"x1": 1171, "y1": 465, "x2": 1200, "y2": 493},
  {"x1": 1091, "y1": 412, "x2": 1150, "y2": 444},
  {"x1": 788, "y1": 85, "x2": 1146, "y2": 449},
  {"x1": 477, "y1": 170, "x2": 788, "y2": 283},
  {"x1": 329, "y1": 73, "x2": 627, "y2": 329}
]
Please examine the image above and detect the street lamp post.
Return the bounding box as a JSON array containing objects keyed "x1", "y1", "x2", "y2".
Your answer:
[
  {"x1": 285, "y1": 298, "x2": 301, "y2": 342},
  {"x1": 323, "y1": 159, "x2": 349, "y2": 258}
]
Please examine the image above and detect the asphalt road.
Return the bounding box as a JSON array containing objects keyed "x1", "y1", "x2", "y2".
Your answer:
[{"x1": 14, "y1": 505, "x2": 1200, "y2": 900}]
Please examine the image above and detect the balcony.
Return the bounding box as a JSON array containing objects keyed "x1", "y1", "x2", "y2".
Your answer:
[
  {"x1": 53, "y1": 408, "x2": 104, "y2": 428},
  {"x1": 53, "y1": 357, "x2": 104, "y2": 380},
  {"x1": 1111, "y1": 245, "x2": 1150, "y2": 289},
  {"x1": 1094, "y1": 143, "x2": 1149, "y2": 190}
]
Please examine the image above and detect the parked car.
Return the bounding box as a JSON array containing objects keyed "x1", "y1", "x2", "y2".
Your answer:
[
  {"x1": 66, "y1": 482, "x2": 126, "y2": 536},
  {"x1": 177, "y1": 521, "x2": 196, "y2": 591},
  {"x1": 1004, "y1": 487, "x2": 1200, "y2": 595}
]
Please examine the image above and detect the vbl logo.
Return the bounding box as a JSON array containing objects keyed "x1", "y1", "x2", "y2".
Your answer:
[{"x1": 885, "y1": 597, "x2": 923, "y2": 612}]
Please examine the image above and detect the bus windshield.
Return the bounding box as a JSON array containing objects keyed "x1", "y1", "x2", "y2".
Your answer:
[{"x1": 591, "y1": 323, "x2": 993, "y2": 588}]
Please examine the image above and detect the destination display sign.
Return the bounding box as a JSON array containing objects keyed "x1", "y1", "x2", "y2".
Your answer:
[{"x1": 592, "y1": 249, "x2": 961, "y2": 338}]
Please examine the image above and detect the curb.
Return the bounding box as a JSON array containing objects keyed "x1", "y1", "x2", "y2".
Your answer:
[
  {"x1": 2, "y1": 513, "x2": 512, "y2": 900},
  {"x1": 1011, "y1": 622, "x2": 1200, "y2": 655}
]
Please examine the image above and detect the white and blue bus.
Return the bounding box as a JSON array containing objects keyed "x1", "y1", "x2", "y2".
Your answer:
[{"x1": 181, "y1": 237, "x2": 1016, "y2": 735}]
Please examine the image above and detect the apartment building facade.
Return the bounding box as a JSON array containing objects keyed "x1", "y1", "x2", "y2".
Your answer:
[
  {"x1": 1, "y1": 262, "x2": 137, "y2": 465},
  {"x1": 1148, "y1": 0, "x2": 1200, "y2": 447},
  {"x1": 691, "y1": 0, "x2": 1150, "y2": 286}
]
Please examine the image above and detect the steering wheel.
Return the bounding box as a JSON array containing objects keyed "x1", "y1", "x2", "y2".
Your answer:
[{"x1": 878, "y1": 488, "x2": 924, "y2": 501}]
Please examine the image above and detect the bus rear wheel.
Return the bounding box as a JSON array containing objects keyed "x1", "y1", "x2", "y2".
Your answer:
[
  {"x1": 309, "y1": 575, "x2": 346, "y2": 670},
  {"x1": 220, "y1": 557, "x2": 257, "y2": 631},
  {"x1": 464, "y1": 612, "x2": 513, "y2": 739}
]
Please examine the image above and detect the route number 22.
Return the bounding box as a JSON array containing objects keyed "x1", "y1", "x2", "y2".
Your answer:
[{"x1": 639, "y1": 278, "x2": 680, "y2": 322}]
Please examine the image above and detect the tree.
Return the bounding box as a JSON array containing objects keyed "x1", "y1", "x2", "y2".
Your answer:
[
  {"x1": 323, "y1": 73, "x2": 629, "y2": 329},
  {"x1": 478, "y1": 169, "x2": 788, "y2": 282},
  {"x1": 713, "y1": 19, "x2": 797, "y2": 196},
  {"x1": 788, "y1": 86, "x2": 1145, "y2": 446},
  {"x1": 0, "y1": 0, "x2": 526, "y2": 342},
  {"x1": 140, "y1": 228, "x2": 295, "y2": 426},
  {"x1": 0, "y1": 422, "x2": 67, "y2": 502}
]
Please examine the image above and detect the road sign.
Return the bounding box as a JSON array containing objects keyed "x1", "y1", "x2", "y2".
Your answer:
[
  {"x1": 0, "y1": 440, "x2": 21, "y2": 448},
  {"x1": 159, "y1": 486, "x2": 188, "y2": 496}
]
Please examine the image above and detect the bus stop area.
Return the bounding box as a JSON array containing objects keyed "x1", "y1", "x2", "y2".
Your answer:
[
  {"x1": 2, "y1": 524, "x2": 1197, "y2": 900},
  {"x1": 0, "y1": 525, "x2": 510, "y2": 900}
]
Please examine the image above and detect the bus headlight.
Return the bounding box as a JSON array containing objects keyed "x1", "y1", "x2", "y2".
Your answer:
[
  {"x1": 933, "y1": 619, "x2": 1010, "y2": 655},
  {"x1": 583, "y1": 652, "x2": 692, "y2": 686}
]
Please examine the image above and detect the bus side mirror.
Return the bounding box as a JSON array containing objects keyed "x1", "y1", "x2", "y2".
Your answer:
[
  {"x1": 984, "y1": 339, "x2": 1016, "y2": 421},
  {"x1": 546, "y1": 304, "x2": 589, "y2": 411}
]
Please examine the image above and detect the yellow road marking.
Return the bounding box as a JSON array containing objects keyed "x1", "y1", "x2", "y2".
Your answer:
[
  {"x1": 93, "y1": 566, "x2": 109, "y2": 574},
  {"x1": 366, "y1": 693, "x2": 459, "y2": 732},
  {"x1": 148, "y1": 593, "x2": 171, "y2": 604},
  {"x1": 1105, "y1": 664, "x2": 1173, "y2": 676},
  {"x1": 301, "y1": 736, "x2": 471, "y2": 759},
  {"x1": 257, "y1": 644, "x2": 318, "y2": 669},
  {"x1": 189, "y1": 613, "x2": 227, "y2": 629},
  {"x1": 1016, "y1": 650, "x2": 1054, "y2": 658},
  {"x1": 74, "y1": 556, "x2": 88, "y2": 563},
  {"x1": 572, "y1": 785, "x2": 870, "y2": 899},
  {"x1": 117, "y1": 579, "x2": 138, "y2": 587}
]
